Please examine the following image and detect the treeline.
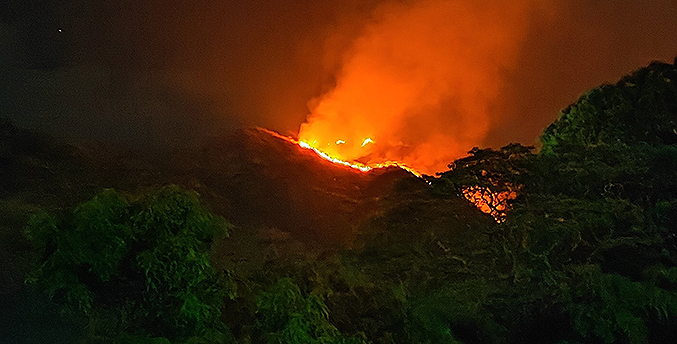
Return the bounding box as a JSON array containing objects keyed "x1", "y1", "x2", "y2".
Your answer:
[{"x1": 21, "y1": 59, "x2": 677, "y2": 344}]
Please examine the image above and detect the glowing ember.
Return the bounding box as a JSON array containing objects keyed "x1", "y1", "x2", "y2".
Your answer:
[
  {"x1": 361, "y1": 138, "x2": 374, "y2": 147},
  {"x1": 258, "y1": 128, "x2": 422, "y2": 177}
]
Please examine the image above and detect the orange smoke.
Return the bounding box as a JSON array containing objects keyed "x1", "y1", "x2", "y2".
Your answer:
[{"x1": 299, "y1": 0, "x2": 548, "y2": 175}]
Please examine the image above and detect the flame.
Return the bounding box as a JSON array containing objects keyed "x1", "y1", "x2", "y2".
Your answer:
[
  {"x1": 297, "y1": 0, "x2": 541, "y2": 175},
  {"x1": 260, "y1": 127, "x2": 521, "y2": 221},
  {"x1": 463, "y1": 187, "x2": 517, "y2": 222},
  {"x1": 258, "y1": 127, "x2": 422, "y2": 177}
]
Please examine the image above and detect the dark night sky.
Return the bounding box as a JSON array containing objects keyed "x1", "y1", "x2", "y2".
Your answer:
[{"x1": 1, "y1": 0, "x2": 676, "y2": 153}]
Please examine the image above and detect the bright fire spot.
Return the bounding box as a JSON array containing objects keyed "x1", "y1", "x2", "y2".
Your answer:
[
  {"x1": 258, "y1": 128, "x2": 422, "y2": 177},
  {"x1": 463, "y1": 187, "x2": 517, "y2": 222},
  {"x1": 336, "y1": 139, "x2": 346, "y2": 145},
  {"x1": 361, "y1": 138, "x2": 374, "y2": 147}
]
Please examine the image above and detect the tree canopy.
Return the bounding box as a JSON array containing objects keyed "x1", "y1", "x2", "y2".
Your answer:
[{"x1": 25, "y1": 185, "x2": 234, "y2": 343}]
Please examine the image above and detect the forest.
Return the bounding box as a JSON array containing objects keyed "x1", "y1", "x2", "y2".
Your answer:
[{"x1": 1, "y1": 59, "x2": 677, "y2": 344}]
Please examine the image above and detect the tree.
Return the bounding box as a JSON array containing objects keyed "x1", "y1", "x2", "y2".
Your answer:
[
  {"x1": 541, "y1": 60, "x2": 677, "y2": 154},
  {"x1": 421, "y1": 58, "x2": 677, "y2": 343},
  {"x1": 255, "y1": 277, "x2": 364, "y2": 344},
  {"x1": 431, "y1": 143, "x2": 535, "y2": 221},
  {"x1": 25, "y1": 185, "x2": 235, "y2": 343}
]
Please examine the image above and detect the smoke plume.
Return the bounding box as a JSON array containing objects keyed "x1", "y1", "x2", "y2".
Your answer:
[{"x1": 298, "y1": 0, "x2": 545, "y2": 174}]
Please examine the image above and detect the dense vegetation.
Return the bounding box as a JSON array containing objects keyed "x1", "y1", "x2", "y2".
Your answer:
[
  {"x1": 428, "y1": 60, "x2": 677, "y2": 343},
  {"x1": 2, "y1": 59, "x2": 676, "y2": 343},
  {"x1": 25, "y1": 186, "x2": 234, "y2": 343}
]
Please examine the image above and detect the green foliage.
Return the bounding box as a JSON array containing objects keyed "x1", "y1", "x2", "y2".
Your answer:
[
  {"x1": 526, "y1": 143, "x2": 677, "y2": 206},
  {"x1": 25, "y1": 185, "x2": 234, "y2": 343},
  {"x1": 90, "y1": 333, "x2": 172, "y2": 344},
  {"x1": 256, "y1": 277, "x2": 364, "y2": 344},
  {"x1": 502, "y1": 196, "x2": 654, "y2": 274},
  {"x1": 563, "y1": 264, "x2": 677, "y2": 344},
  {"x1": 541, "y1": 61, "x2": 677, "y2": 153},
  {"x1": 434, "y1": 143, "x2": 535, "y2": 194},
  {"x1": 421, "y1": 59, "x2": 677, "y2": 344},
  {"x1": 407, "y1": 279, "x2": 502, "y2": 344}
]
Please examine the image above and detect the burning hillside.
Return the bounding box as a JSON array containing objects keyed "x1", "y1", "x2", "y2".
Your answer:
[{"x1": 257, "y1": 127, "x2": 422, "y2": 176}]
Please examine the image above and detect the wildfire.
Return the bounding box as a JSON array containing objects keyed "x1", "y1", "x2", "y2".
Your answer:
[
  {"x1": 259, "y1": 127, "x2": 517, "y2": 221},
  {"x1": 258, "y1": 127, "x2": 422, "y2": 177},
  {"x1": 291, "y1": 0, "x2": 538, "y2": 176}
]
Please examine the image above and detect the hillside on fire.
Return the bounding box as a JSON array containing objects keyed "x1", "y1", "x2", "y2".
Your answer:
[{"x1": 2, "y1": 59, "x2": 677, "y2": 344}]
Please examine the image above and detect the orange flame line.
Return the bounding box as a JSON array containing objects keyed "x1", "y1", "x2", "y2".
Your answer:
[{"x1": 256, "y1": 127, "x2": 422, "y2": 177}]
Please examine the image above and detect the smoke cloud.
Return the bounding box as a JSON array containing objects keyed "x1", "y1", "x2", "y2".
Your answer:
[{"x1": 299, "y1": 0, "x2": 544, "y2": 174}]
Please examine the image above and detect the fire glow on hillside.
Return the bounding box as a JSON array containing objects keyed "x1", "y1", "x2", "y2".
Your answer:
[
  {"x1": 258, "y1": 127, "x2": 422, "y2": 177},
  {"x1": 260, "y1": 127, "x2": 512, "y2": 222}
]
